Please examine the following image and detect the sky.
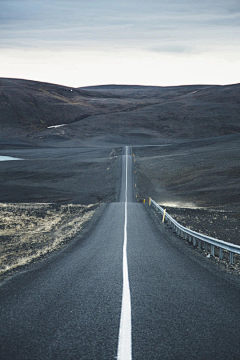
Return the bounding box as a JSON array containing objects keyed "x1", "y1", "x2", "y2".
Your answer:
[{"x1": 0, "y1": 0, "x2": 240, "y2": 87}]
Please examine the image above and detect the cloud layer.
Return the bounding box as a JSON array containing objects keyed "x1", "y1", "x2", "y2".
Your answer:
[{"x1": 0, "y1": 0, "x2": 240, "y2": 86}]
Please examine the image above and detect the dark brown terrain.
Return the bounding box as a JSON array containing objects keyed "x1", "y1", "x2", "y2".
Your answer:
[
  {"x1": 1, "y1": 78, "x2": 240, "y2": 141},
  {"x1": 0, "y1": 78, "x2": 239, "y2": 276}
]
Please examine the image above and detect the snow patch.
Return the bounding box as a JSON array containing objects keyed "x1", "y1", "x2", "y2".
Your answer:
[
  {"x1": 47, "y1": 124, "x2": 66, "y2": 129},
  {"x1": 0, "y1": 156, "x2": 23, "y2": 161}
]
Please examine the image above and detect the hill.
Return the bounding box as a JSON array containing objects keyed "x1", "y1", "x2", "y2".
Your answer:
[
  {"x1": 0, "y1": 78, "x2": 155, "y2": 137},
  {"x1": 0, "y1": 78, "x2": 239, "y2": 143},
  {"x1": 78, "y1": 83, "x2": 240, "y2": 141}
]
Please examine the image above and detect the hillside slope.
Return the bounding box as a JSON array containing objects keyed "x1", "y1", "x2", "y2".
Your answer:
[
  {"x1": 77, "y1": 83, "x2": 240, "y2": 140},
  {"x1": 0, "y1": 78, "x2": 156, "y2": 137},
  {"x1": 1, "y1": 78, "x2": 239, "y2": 141}
]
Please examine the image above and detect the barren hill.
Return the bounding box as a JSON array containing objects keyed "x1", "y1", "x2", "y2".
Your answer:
[
  {"x1": 78, "y1": 83, "x2": 240, "y2": 141},
  {"x1": 1, "y1": 78, "x2": 240, "y2": 142},
  {"x1": 0, "y1": 78, "x2": 156, "y2": 137}
]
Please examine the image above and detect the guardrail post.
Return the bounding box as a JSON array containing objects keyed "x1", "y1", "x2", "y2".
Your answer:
[
  {"x1": 193, "y1": 237, "x2": 196, "y2": 246},
  {"x1": 219, "y1": 248, "x2": 223, "y2": 260},
  {"x1": 211, "y1": 245, "x2": 215, "y2": 256},
  {"x1": 203, "y1": 242, "x2": 207, "y2": 251},
  {"x1": 198, "y1": 239, "x2": 201, "y2": 250},
  {"x1": 230, "y1": 252, "x2": 234, "y2": 264},
  {"x1": 189, "y1": 235, "x2": 192, "y2": 243}
]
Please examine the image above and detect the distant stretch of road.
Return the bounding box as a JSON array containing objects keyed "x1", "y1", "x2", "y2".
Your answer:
[{"x1": 1, "y1": 146, "x2": 240, "y2": 359}]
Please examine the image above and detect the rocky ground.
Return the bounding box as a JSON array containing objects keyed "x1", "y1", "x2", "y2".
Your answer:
[
  {"x1": 163, "y1": 206, "x2": 240, "y2": 245},
  {"x1": 0, "y1": 203, "x2": 98, "y2": 278},
  {"x1": 147, "y1": 204, "x2": 240, "y2": 277}
]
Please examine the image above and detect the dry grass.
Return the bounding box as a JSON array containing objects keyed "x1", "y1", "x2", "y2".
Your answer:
[{"x1": 0, "y1": 203, "x2": 97, "y2": 276}]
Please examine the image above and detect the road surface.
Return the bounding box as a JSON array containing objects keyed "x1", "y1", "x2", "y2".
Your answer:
[{"x1": 1, "y1": 146, "x2": 240, "y2": 359}]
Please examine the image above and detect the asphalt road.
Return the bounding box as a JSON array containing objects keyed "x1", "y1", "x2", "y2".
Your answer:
[{"x1": 1, "y1": 146, "x2": 240, "y2": 359}]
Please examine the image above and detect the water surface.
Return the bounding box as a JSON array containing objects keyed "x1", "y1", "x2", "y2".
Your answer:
[{"x1": 0, "y1": 156, "x2": 22, "y2": 161}]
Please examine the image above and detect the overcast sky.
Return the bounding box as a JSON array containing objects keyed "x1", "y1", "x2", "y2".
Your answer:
[{"x1": 0, "y1": 0, "x2": 240, "y2": 87}]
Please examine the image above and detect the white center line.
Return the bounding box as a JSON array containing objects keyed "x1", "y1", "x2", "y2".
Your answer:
[{"x1": 117, "y1": 151, "x2": 132, "y2": 360}]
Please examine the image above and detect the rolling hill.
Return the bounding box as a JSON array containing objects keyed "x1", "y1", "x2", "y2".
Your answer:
[{"x1": 0, "y1": 78, "x2": 239, "y2": 143}]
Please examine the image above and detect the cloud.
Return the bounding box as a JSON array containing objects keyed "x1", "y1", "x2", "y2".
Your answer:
[
  {"x1": 149, "y1": 45, "x2": 194, "y2": 54},
  {"x1": 0, "y1": 0, "x2": 240, "y2": 86},
  {"x1": 1, "y1": 0, "x2": 239, "y2": 51}
]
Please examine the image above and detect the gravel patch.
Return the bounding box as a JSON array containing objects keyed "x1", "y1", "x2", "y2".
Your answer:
[{"x1": 164, "y1": 206, "x2": 240, "y2": 245}]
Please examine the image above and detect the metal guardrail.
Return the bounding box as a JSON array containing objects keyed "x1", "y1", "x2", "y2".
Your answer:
[{"x1": 149, "y1": 198, "x2": 240, "y2": 264}]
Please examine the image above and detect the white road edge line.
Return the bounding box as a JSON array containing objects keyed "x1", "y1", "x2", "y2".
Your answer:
[{"x1": 117, "y1": 150, "x2": 132, "y2": 360}]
